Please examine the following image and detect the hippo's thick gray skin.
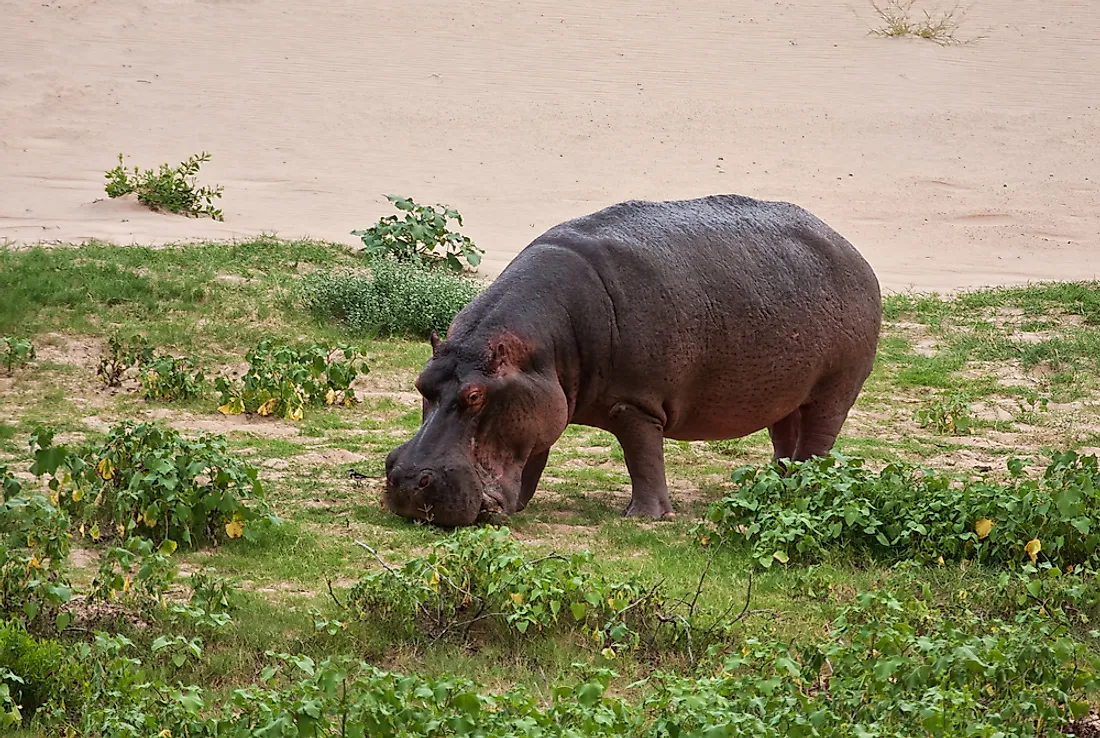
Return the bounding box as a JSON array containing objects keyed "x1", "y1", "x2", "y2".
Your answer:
[{"x1": 384, "y1": 193, "x2": 882, "y2": 527}]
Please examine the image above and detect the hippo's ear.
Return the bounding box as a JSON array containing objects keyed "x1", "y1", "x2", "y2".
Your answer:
[
  {"x1": 488, "y1": 331, "x2": 533, "y2": 376},
  {"x1": 430, "y1": 331, "x2": 442, "y2": 355}
]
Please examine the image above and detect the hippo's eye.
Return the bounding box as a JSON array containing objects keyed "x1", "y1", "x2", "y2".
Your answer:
[
  {"x1": 418, "y1": 474, "x2": 431, "y2": 489},
  {"x1": 462, "y1": 386, "x2": 485, "y2": 410}
]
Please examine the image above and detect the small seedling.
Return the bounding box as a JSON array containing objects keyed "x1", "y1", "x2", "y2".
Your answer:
[
  {"x1": 105, "y1": 152, "x2": 224, "y2": 220},
  {"x1": 352, "y1": 195, "x2": 484, "y2": 272},
  {"x1": 1, "y1": 337, "x2": 35, "y2": 375},
  {"x1": 914, "y1": 391, "x2": 974, "y2": 435}
]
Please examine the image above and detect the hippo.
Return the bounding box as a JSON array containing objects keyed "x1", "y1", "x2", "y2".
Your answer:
[{"x1": 383, "y1": 193, "x2": 881, "y2": 527}]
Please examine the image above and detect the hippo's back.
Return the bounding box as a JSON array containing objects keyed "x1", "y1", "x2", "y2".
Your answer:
[{"x1": 522, "y1": 193, "x2": 882, "y2": 436}]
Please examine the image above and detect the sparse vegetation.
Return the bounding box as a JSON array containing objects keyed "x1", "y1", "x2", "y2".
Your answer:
[
  {"x1": 351, "y1": 194, "x2": 484, "y2": 272},
  {"x1": 104, "y1": 152, "x2": 225, "y2": 221},
  {"x1": 95, "y1": 334, "x2": 153, "y2": 388},
  {"x1": 868, "y1": 0, "x2": 970, "y2": 45}
]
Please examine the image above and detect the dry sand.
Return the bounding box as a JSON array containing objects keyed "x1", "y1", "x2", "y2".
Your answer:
[{"x1": 0, "y1": 0, "x2": 1097, "y2": 294}]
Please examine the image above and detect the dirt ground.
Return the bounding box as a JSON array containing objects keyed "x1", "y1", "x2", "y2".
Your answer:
[{"x1": 0, "y1": 0, "x2": 1097, "y2": 293}]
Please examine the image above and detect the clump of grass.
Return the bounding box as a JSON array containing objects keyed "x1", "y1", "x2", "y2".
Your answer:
[
  {"x1": 104, "y1": 152, "x2": 224, "y2": 220},
  {"x1": 868, "y1": 0, "x2": 968, "y2": 45},
  {"x1": 300, "y1": 259, "x2": 481, "y2": 339}
]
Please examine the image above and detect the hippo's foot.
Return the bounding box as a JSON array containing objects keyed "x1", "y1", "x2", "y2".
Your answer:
[{"x1": 622, "y1": 496, "x2": 675, "y2": 519}]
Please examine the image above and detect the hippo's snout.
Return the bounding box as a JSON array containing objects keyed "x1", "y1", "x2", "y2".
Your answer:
[{"x1": 382, "y1": 444, "x2": 483, "y2": 528}]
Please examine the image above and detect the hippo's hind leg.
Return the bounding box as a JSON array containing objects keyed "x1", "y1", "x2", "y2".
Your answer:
[
  {"x1": 768, "y1": 409, "x2": 801, "y2": 463},
  {"x1": 792, "y1": 368, "x2": 871, "y2": 461},
  {"x1": 607, "y1": 402, "x2": 675, "y2": 519}
]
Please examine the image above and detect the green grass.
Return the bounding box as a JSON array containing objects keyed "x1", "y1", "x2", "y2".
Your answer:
[{"x1": 4, "y1": 241, "x2": 1100, "y2": 733}]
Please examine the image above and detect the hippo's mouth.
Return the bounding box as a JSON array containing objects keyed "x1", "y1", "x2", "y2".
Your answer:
[{"x1": 474, "y1": 461, "x2": 512, "y2": 516}]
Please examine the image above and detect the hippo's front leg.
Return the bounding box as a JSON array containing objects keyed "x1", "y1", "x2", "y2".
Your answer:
[
  {"x1": 608, "y1": 403, "x2": 675, "y2": 518},
  {"x1": 515, "y1": 449, "x2": 549, "y2": 512}
]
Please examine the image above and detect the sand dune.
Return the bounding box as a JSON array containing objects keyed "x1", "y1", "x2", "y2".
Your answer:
[{"x1": 0, "y1": 0, "x2": 1097, "y2": 293}]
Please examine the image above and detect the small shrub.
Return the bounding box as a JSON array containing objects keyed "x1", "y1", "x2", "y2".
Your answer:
[
  {"x1": 1, "y1": 337, "x2": 35, "y2": 375},
  {"x1": 0, "y1": 621, "x2": 86, "y2": 724},
  {"x1": 347, "y1": 526, "x2": 730, "y2": 656},
  {"x1": 104, "y1": 152, "x2": 224, "y2": 220},
  {"x1": 703, "y1": 449, "x2": 1100, "y2": 570},
  {"x1": 914, "y1": 390, "x2": 973, "y2": 434},
  {"x1": 300, "y1": 259, "x2": 481, "y2": 339},
  {"x1": 139, "y1": 355, "x2": 206, "y2": 403},
  {"x1": 95, "y1": 334, "x2": 153, "y2": 388},
  {"x1": 0, "y1": 466, "x2": 73, "y2": 627},
  {"x1": 215, "y1": 339, "x2": 367, "y2": 421},
  {"x1": 30, "y1": 423, "x2": 278, "y2": 547},
  {"x1": 351, "y1": 194, "x2": 484, "y2": 272},
  {"x1": 91, "y1": 536, "x2": 178, "y2": 610}
]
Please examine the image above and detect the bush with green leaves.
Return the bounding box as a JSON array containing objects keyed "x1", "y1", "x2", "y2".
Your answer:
[
  {"x1": 0, "y1": 621, "x2": 87, "y2": 723},
  {"x1": 215, "y1": 339, "x2": 367, "y2": 421},
  {"x1": 703, "y1": 449, "x2": 1100, "y2": 570},
  {"x1": 139, "y1": 354, "x2": 206, "y2": 403},
  {"x1": 300, "y1": 258, "x2": 481, "y2": 339},
  {"x1": 351, "y1": 194, "x2": 484, "y2": 272},
  {"x1": 1, "y1": 337, "x2": 35, "y2": 375},
  {"x1": 346, "y1": 526, "x2": 734, "y2": 656},
  {"x1": 13, "y1": 588, "x2": 1099, "y2": 737},
  {"x1": 104, "y1": 152, "x2": 224, "y2": 221},
  {"x1": 0, "y1": 466, "x2": 73, "y2": 628},
  {"x1": 30, "y1": 422, "x2": 278, "y2": 547}
]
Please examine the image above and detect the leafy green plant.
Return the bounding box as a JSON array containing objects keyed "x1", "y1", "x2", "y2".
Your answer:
[
  {"x1": 347, "y1": 527, "x2": 733, "y2": 657},
  {"x1": 150, "y1": 634, "x2": 203, "y2": 669},
  {"x1": 1, "y1": 337, "x2": 35, "y2": 375},
  {"x1": 703, "y1": 449, "x2": 1100, "y2": 571},
  {"x1": 95, "y1": 333, "x2": 153, "y2": 388},
  {"x1": 351, "y1": 194, "x2": 483, "y2": 272},
  {"x1": 914, "y1": 390, "x2": 974, "y2": 434},
  {"x1": 104, "y1": 152, "x2": 224, "y2": 220},
  {"x1": 139, "y1": 354, "x2": 206, "y2": 402},
  {"x1": 0, "y1": 466, "x2": 72, "y2": 628},
  {"x1": 91, "y1": 536, "x2": 178, "y2": 611},
  {"x1": 30, "y1": 423, "x2": 278, "y2": 547},
  {"x1": 215, "y1": 339, "x2": 366, "y2": 421},
  {"x1": 300, "y1": 259, "x2": 481, "y2": 339}
]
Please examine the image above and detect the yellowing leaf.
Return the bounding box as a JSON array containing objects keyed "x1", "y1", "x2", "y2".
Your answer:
[
  {"x1": 96, "y1": 457, "x2": 115, "y2": 481},
  {"x1": 28, "y1": 556, "x2": 40, "y2": 569},
  {"x1": 601, "y1": 647, "x2": 616, "y2": 660},
  {"x1": 700, "y1": 535, "x2": 710, "y2": 547},
  {"x1": 936, "y1": 555, "x2": 945, "y2": 567},
  {"x1": 50, "y1": 491, "x2": 59, "y2": 505},
  {"x1": 325, "y1": 388, "x2": 337, "y2": 405},
  {"x1": 256, "y1": 398, "x2": 278, "y2": 417},
  {"x1": 79, "y1": 523, "x2": 85, "y2": 537},
  {"x1": 510, "y1": 592, "x2": 525, "y2": 605},
  {"x1": 1026, "y1": 538, "x2": 1041, "y2": 563},
  {"x1": 116, "y1": 524, "x2": 125, "y2": 537},
  {"x1": 218, "y1": 397, "x2": 244, "y2": 416},
  {"x1": 89, "y1": 523, "x2": 101, "y2": 541},
  {"x1": 122, "y1": 577, "x2": 131, "y2": 593},
  {"x1": 72, "y1": 488, "x2": 83, "y2": 503},
  {"x1": 224, "y1": 520, "x2": 244, "y2": 539},
  {"x1": 975, "y1": 519, "x2": 993, "y2": 540},
  {"x1": 288, "y1": 405, "x2": 304, "y2": 422}
]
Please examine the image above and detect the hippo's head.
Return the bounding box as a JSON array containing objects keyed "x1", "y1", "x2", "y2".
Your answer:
[{"x1": 383, "y1": 329, "x2": 569, "y2": 527}]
